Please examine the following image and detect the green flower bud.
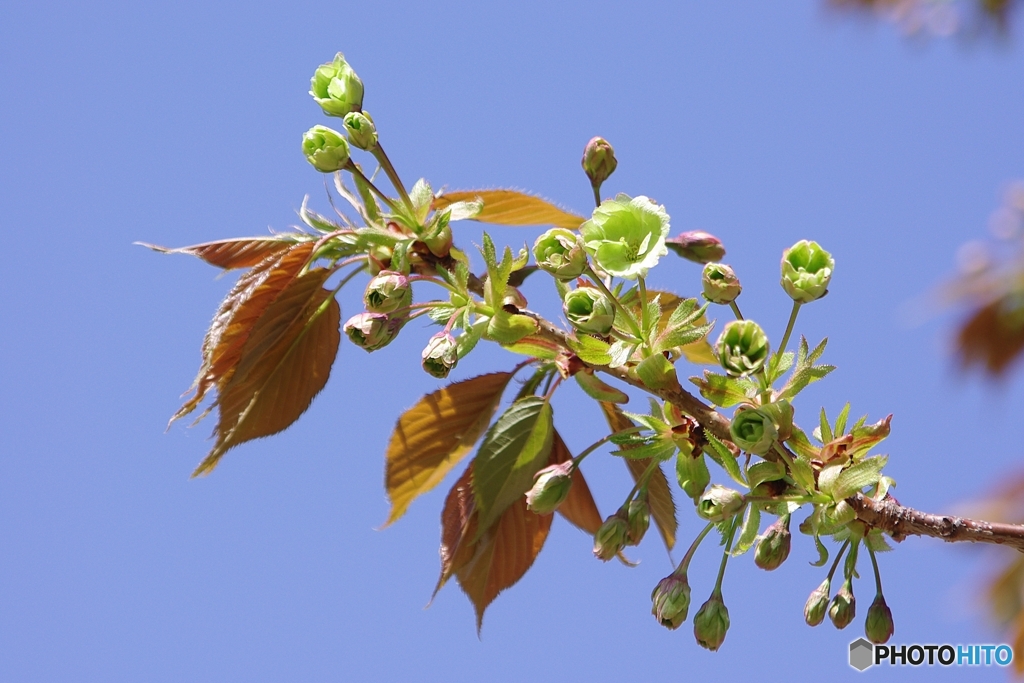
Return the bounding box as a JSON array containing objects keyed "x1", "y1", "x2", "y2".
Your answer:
[
  {"x1": 579, "y1": 194, "x2": 670, "y2": 280},
  {"x1": 676, "y1": 450, "x2": 710, "y2": 501},
  {"x1": 563, "y1": 287, "x2": 615, "y2": 336},
  {"x1": 781, "y1": 240, "x2": 834, "y2": 303},
  {"x1": 533, "y1": 228, "x2": 587, "y2": 280},
  {"x1": 804, "y1": 579, "x2": 831, "y2": 627},
  {"x1": 581, "y1": 136, "x2": 617, "y2": 189},
  {"x1": 423, "y1": 223, "x2": 453, "y2": 258},
  {"x1": 693, "y1": 593, "x2": 730, "y2": 651},
  {"x1": 697, "y1": 485, "x2": 744, "y2": 523},
  {"x1": 302, "y1": 125, "x2": 351, "y2": 173},
  {"x1": 729, "y1": 407, "x2": 778, "y2": 456},
  {"x1": 759, "y1": 399, "x2": 794, "y2": 441},
  {"x1": 666, "y1": 230, "x2": 726, "y2": 264},
  {"x1": 421, "y1": 332, "x2": 458, "y2": 378},
  {"x1": 865, "y1": 594, "x2": 894, "y2": 644},
  {"x1": 828, "y1": 579, "x2": 856, "y2": 630},
  {"x1": 344, "y1": 312, "x2": 402, "y2": 351},
  {"x1": 526, "y1": 462, "x2": 574, "y2": 515},
  {"x1": 363, "y1": 270, "x2": 411, "y2": 314},
  {"x1": 593, "y1": 511, "x2": 630, "y2": 562},
  {"x1": 309, "y1": 52, "x2": 364, "y2": 117},
  {"x1": 651, "y1": 573, "x2": 691, "y2": 630},
  {"x1": 702, "y1": 263, "x2": 742, "y2": 305},
  {"x1": 343, "y1": 111, "x2": 378, "y2": 151},
  {"x1": 754, "y1": 515, "x2": 792, "y2": 571},
  {"x1": 626, "y1": 498, "x2": 650, "y2": 546},
  {"x1": 715, "y1": 319, "x2": 770, "y2": 377}
]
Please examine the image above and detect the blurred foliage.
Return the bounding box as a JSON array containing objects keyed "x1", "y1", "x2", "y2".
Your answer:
[{"x1": 829, "y1": 0, "x2": 1020, "y2": 37}]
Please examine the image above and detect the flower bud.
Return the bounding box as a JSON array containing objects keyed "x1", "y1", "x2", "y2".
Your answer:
[
  {"x1": 564, "y1": 287, "x2": 615, "y2": 336},
  {"x1": 363, "y1": 270, "x2": 411, "y2": 314},
  {"x1": 344, "y1": 312, "x2": 402, "y2": 351},
  {"x1": 759, "y1": 399, "x2": 794, "y2": 441},
  {"x1": 651, "y1": 573, "x2": 691, "y2": 630},
  {"x1": 804, "y1": 579, "x2": 831, "y2": 627},
  {"x1": 729, "y1": 407, "x2": 778, "y2": 456},
  {"x1": 702, "y1": 263, "x2": 742, "y2": 305},
  {"x1": 865, "y1": 594, "x2": 894, "y2": 644},
  {"x1": 423, "y1": 223, "x2": 453, "y2": 258},
  {"x1": 526, "y1": 461, "x2": 574, "y2": 515},
  {"x1": 309, "y1": 52, "x2": 364, "y2": 117},
  {"x1": 593, "y1": 511, "x2": 630, "y2": 561},
  {"x1": 697, "y1": 485, "x2": 744, "y2": 523},
  {"x1": 626, "y1": 498, "x2": 650, "y2": 546},
  {"x1": 693, "y1": 593, "x2": 730, "y2": 651},
  {"x1": 581, "y1": 136, "x2": 617, "y2": 189},
  {"x1": 666, "y1": 230, "x2": 726, "y2": 264},
  {"x1": 342, "y1": 111, "x2": 377, "y2": 150},
  {"x1": 676, "y1": 450, "x2": 710, "y2": 501},
  {"x1": 781, "y1": 240, "x2": 834, "y2": 303},
  {"x1": 715, "y1": 319, "x2": 770, "y2": 377},
  {"x1": 302, "y1": 125, "x2": 351, "y2": 173},
  {"x1": 533, "y1": 228, "x2": 588, "y2": 280},
  {"x1": 754, "y1": 515, "x2": 792, "y2": 571},
  {"x1": 828, "y1": 579, "x2": 856, "y2": 630},
  {"x1": 421, "y1": 332, "x2": 458, "y2": 379}
]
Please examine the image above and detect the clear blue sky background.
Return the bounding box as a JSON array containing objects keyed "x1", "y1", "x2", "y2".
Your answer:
[{"x1": 2, "y1": 1, "x2": 1023, "y2": 681}]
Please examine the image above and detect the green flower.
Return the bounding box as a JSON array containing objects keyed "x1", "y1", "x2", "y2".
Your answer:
[
  {"x1": 302, "y1": 125, "x2": 351, "y2": 173},
  {"x1": 343, "y1": 111, "x2": 377, "y2": 151},
  {"x1": 693, "y1": 593, "x2": 730, "y2": 651},
  {"x1": 702, "y1": 263, "x2": 741, "y2": 305},
  {"x1": 579, "y1": 194, "x2": 670, "y2": 280},
  {"x1": 651, "y1": 573, "x2": 691, "y2": 630},
  {"x1": 781, "y1": 240, "x2": 834, "y2": 303},
  {"x1": 533, "y1": 228, "x2": 587, "y2": 280},
  {"x1": 715, "y1": 319, "x2": 769, "y2": 377},
  {"x1": 729, "y1": 407, "x2": 778, "y2": 456},
  {"x1": 563, "y1": 286, "x2": 615, "y2": 336},
  {"x1": 310, "y1": 53, "x2": 364, "y2": 117},
  {"x1": 421, "y1": 332, "x2": 458, "y2": 378}
]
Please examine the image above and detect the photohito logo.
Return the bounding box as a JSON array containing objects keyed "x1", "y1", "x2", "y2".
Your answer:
[{"x1": 848, "y1": 638, "x2": 1014, "y2": 671}]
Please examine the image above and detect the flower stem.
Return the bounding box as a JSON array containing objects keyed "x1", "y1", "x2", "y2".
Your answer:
[
  {"x1": 729, "y1": 301, "x2": 744, "y2": 320},
  {"x1": 712, "y1": 516, "x2": 739, "y2": 594},
  {"x1": 867, "y1": 545, "x2": 884, "y2": 597},
  {"x1": 571, "y1": 426, "x2": 645, "y2": 468},
  {"x1": 674, "y1": 522, "x2": 716, "y2": 576},
  {"x1": 586, "y1": 268, "x2": 643, "y2": 340},
  {"x1": 777, "y1": 301, "x2": 802, "y2": 355},
  {"x1": 638, "y1": 276, "x2": 650, "y2": 338},
  {"x1": 345, "y1": 161, "x2": 399, "y2": 211},
  {"x1": 826, "y1": 540, "x2": 851, "y2": 581},
  {"x1": 371, "y1": 144, "x2": 413, "y2": 212},
  {"x1": 591, "y1": 183, "x2": 602, "y2": 209},
  {"x1": 622, "y1": 457, "x2": 662, "y2": 508}
]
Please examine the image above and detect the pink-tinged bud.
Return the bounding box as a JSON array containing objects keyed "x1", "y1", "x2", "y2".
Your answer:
[
  {"x1": 651, "y1": 573, "x2": 691, "y2": 630},
  {"x1": 363, "y1": 270, "x2": 411, "y2": 313},
  {"x1": 804, "y1": 578, "x2": 830, "y2": 627},
  {"x1": 865, "y1": 594, "x2": 894, "y2": 644},
  {"x1": 754, "y1": 515, "x2": 792, "y2": 571},
  {"x1": 828, "y1": 579, "x2": 856, "y2": 630},
  {"x1": 421, "y1": 332, "x2": 458, "y2": 378},
  {"x1": 666, "y1": 231, "x2": 726, "y2": 264},
  {"x1": 526, "y1": 462, "x2": 574, "y2": 515},
  {"x1": 581, "y1": 137, "x2": 617, "y2": 189},
  {"x1": 593, "y1": 510, "x2": 630, "y2": 561},
  {"x1": 693, "y1": 592, "x2": 730, "y2": 651},
  {"x1": 343, "y1": 312, "x2": 403, "y2": 351}
]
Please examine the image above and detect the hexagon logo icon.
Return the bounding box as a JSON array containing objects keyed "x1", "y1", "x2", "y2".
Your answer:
[{"x1": 849, "y1": 638, "x2": 874, "y2": 671}]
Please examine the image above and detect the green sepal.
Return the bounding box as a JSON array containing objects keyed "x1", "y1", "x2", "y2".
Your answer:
[{"x1": 810, "y1": 535, "x2": 829, "y2": 567}]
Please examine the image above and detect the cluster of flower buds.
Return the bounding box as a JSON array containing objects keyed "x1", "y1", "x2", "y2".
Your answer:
[
  {"x1": 753, "y1": 515, "x2": 792, "y2": 571},
  {"x1": 526, "y1": 461, "x2": 574, "y2": 515},
  {"x1": 781, "y1": 240, "x2": 834, "y2": 303},
  {"x1": 593, "y1": 509, "x2": 630, "y2": 561},
  {"x1": 563, "y1": 286, "x2": 615, "y2": 336},
  {"x1": 651, "y1": 571, "x2": 691, "y2": 630},
  {"x1": 693, "y1": 592, "x2": 730, "y2": 651},
  {"x1": 702, "y1": 263, "x2": 742, "y2": 305},
  {"x1": 533, "y1": 228, "x2": 587, "y2": 280},
  {"x1": 715, "y1": 319, "x2": 769, "y2": 377}
]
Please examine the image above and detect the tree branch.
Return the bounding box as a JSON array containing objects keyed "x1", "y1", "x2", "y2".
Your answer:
[{"x1": 848, "y1": 493, "x2": 1024, "y2": 553}]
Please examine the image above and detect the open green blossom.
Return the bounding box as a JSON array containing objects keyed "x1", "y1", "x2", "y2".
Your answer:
[
  {"x1": 564, "y1": 286, "x2": 615, "y2": 336},
  {"x1": 310, "y1": 53, "x2": 364, "y2": 117},
  {"x1": 579, "y1": 194, "x2": 670, "y2": 280},
  {"x1": 715, "y1": 319, "x2": 770, "y2": 377},
  {"x1": 533, "y1": 228, "x2": 587, "y2": 279},
  {"x1": 730, "y1": 407, "x2": 778, "y2": 456},
  {"x1": 781, "y1": 240, "x2": 834, "y2": 303},
  {"x1": 302, "y1": 125, "x2": 350, "y2": 173}
]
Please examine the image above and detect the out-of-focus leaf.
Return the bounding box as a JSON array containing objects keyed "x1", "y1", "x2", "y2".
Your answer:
[
  {"x1": 139, "y1": 235, "x2": 304, "y2": 269},
  {"x1": 432, "y1": 189, "x2": 585, "y2": 229},
  {"x1": 472, "y1": 397, "x2": 554, "y2": 534},
  {"x1": 383, "y1": 372, "x2": 513, "y2": 526},
  {"x1": 192, "y1": 269, "x2": 340, "y2": 476},
  {"x1": 600, "y1": 402, "x2": 677, "y2": 551},
  {"x1": 171, "y1": 242, "x2": 317, "y2": 425},
  {"x1": 550, "y1": 431, "x2": 603, "y2": 534}
]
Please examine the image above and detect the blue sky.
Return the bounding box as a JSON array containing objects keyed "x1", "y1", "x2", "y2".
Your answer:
[{"x1": 2, "y1": 1, "x2": 1023, "y2": 681}]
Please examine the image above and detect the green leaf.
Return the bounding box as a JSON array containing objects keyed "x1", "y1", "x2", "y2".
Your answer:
[
  {"x1": 635, "y1": 353, "x2": 678, "y2": 391},
  {"x1": 607, "y1": 340, "x2": 636, "y2": 368},
  {"x1": 654, "y1": 322, "x2": 715, "y2": 354},
  {"x1": 566, "y1": 334, "x2": 613, "y2": 365},
  {"x1": 611, "y1": 440, "x2": 677, "y2": 461},
  {"x1": 834, "y1": 402, "x2": 851, "y2": 438},
  {"x1": 778, "y1": 336, "x2": 835, "y2": 400},
  {"x1": 817, "y1": 463, "x2": 844, "y2": 499},
  {"x1": 704, "y1": 432, "x2": 747, "y2": 487},
  {"x1": 472, "y1": 397, "x2": 555, "y2": 535},
  {"x1": 432, "y1": 189, "x2": 585, "y2": 229},
  {"x1": 747, "y1": 460, "x2": 786, "y2": 489},
  {"x1": 689, "y1": 371, "x2": 755, "y2": 408},
  {"x1": 818, "y1": 407, "x2": 834, "y2": 445},
  {"x1": 502, "y1": 335, "x2": 561, "y2": 360},
  {"x1": 456, "y1": 318, "x2": 488, "y2": 358},
  {"x1": 731, "y1": 505, "x2": 761, "y2": 556},
  {"x1": 832, "y1": 455, "x2": 888, "y2": 500},
  {"x1": 575, "y1": 371, "x2": 630, "y2": 403},
  {"x1": 485, "y1": 311, "x2": 538, "y2": 344},
  {"x1": 785, "y1": 427, "x2": 819, "y2": 460},
  {"x1": 864, "y1": 529, "x2": 893, "y2": 553},
  {"x1": 790, "y1": 454, "x2": 816, "y2": 492}
]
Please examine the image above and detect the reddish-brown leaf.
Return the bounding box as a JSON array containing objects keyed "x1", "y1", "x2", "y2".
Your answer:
[
  {"x1": 191, "y1": 268, "x2": 340, "y2": 476},
  {"x1": 384, "y1": 372, "x2": 514, "y2": 526},
  {"x1": 600, "y1": 402, "x2": 677, "y2": 551},
  {"x1": 550, "y1": 431, "x2": 602, "y2": 535},
  {"x1": 436, "y1": 462, "x2": 553, "y2": 631},
  {"x1": 432, "y1": 189, "x2": 585, "y2": 229},
  {"x1": 172, "y1": 242, "x2": 317, "y2": 425},
  {"x1": 139, "y1": 236, "x2": 303, "y2": 269}
]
